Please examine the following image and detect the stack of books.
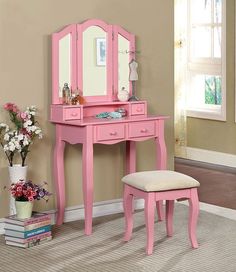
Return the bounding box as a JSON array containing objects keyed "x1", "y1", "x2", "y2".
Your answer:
[{"x1": 4, "y1": 212, "x2": 52, "y2": 248}]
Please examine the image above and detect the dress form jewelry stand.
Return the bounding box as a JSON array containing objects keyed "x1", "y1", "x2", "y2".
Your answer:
[{"x1": 128, "y1": 59, "x2": 139, "y2": 101}]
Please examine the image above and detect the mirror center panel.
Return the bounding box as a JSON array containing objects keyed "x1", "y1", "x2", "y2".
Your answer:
[{"x1": 83, "y1": 26, "x2": 107, "y2": 97}]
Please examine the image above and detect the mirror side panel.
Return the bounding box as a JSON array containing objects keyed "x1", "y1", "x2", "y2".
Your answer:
[{"x1": 52, "y1": 24, "x2": 76, "y2": 104}]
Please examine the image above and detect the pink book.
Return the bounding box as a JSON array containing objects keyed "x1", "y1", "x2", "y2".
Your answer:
[{"x1": 4, "y1": 212, "x2": 51, "y2": 226}]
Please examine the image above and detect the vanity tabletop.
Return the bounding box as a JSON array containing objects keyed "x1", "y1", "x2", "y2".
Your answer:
[{"x1": 50, "y1": 114, "x2": 169, "y2": 127}]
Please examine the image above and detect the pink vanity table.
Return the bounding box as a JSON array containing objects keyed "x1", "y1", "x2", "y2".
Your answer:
[{"x1": 50, "y1": 19, "x2": 168, "y2": 235}]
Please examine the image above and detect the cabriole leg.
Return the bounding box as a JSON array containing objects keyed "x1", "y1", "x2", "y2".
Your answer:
[
  {"x1": 188, "y1": 188, "x2": 199, "y2": 248},
  {"x1": 144, "y1": 193, "x2": 155, "y2": 255},
  {"x1": 123, "y1": 185, "x2": 134, "y2": 241}
]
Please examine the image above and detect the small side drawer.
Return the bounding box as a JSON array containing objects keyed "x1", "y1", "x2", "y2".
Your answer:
[
  {"x1": 64, "y1": 107, "x2": 81, "y2": 120},
  {"x1": 129, "y1": 121, "x2": 155, "y2": 138},
  {"x1": 131, "y1": 103, "x2": 146, "y2": 116},
  {"x1": 96, "y1": 124, "x2": 125, "y2": 142}
]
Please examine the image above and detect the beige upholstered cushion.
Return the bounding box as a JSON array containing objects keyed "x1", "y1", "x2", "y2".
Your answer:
[{"x1": 122, "y1": 170, "x2": 200, "y2": 192}]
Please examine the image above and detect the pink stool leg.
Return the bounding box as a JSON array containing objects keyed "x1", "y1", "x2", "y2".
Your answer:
[
  {"x1": 123, "y1": 185, "x2": 134, "y2": 241},
  {"x1": 166, "y1": 200, "x2": 174, "y2": 237},
  {"x1": 156, "y1": 201, "x2": 165, "y2": 221},
  {"x1": 144, "y1": 193, "x2": 155, "y2": 255},
  {"x1": 188, "y1": 188, "x2": 199, "y2": 248}
]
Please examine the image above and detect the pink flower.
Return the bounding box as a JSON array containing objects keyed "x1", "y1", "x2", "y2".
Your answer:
[
  {"x1": 3, "y1": 103, "x2": 19, "y2": 113},
  {"x1": 16, "y1": 186, "x2": 22, "y2": 192},
  {"x1": 17, "y1": 111, "x2": 28, "y2": 121},
  {"x1": 20, "y1": 112, "x2": 28, "y2": 119}
]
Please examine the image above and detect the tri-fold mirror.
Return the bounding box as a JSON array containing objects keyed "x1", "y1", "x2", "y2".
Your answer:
[{"x1": 52, "y1": 19, "x2": 135, "y2": 104}]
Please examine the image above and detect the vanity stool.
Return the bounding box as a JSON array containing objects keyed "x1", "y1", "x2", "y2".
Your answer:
[{"x1": 122, "y1": 170, "x2": 200, "y2": 255}]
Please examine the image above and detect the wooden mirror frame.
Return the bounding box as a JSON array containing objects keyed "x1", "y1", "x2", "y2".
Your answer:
[{"x1": 52, "y1": 19, "x2": 135, "y2": 104}]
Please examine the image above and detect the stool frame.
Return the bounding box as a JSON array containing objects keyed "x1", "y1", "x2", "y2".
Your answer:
[{"x1": 123, "y1": 184, "x2": 199, "y2": 255}]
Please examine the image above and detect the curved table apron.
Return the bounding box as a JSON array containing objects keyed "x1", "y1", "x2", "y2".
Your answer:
[{"x1": 53, "y1": 116, "x2": 167, "y2": 235}]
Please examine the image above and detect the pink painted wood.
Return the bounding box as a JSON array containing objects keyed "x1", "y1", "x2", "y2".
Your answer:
[
  {"x1": 82, "y1": 126, "x2": 94, "y2": 235},
  {"x1": 78, "y1": 19, "x2": 113, "y2": 102},
  {"x1": 52, "y1": 24, "x2": 77, "y2": 104},
  {"x1": 53, "y1": 125, "x2": 66, "y2": 225},
  {"x1": 51, "y1": 20, "x2": 168, "y2": 235},
  {"x1": 113, "y1": 25, "x2": 135, "y2": 99},
  {"x1": 123, "y1": 185, "x2": 199, "y2": 255},
  {"x1": 155, "y1": 119, "x2": 167, "y2": 221},
  {"x1": 53, "y1": 116, "x2": 168, "y2": 234}
]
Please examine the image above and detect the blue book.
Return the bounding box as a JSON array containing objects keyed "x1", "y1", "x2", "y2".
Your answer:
[{"x1": 4, "y1": 225, "x2": 51, "y2": 238}]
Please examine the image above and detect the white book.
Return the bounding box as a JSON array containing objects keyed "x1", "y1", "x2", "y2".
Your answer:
[{"x1": 6, "y1": 236, "x2": 52, "y2": 248}]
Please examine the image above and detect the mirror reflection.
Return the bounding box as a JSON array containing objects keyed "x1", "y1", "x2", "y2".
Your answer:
[
  {"x1": 83, "y1": 26, "x2": 107, "y2": 96},
  {"x1": 59, "y1": 33, "x2": 71, "y2": 97},
  {"x1": 118, "y1": 34, "x2": 130, "y2": 93},
  {"x1": 54, "y1": 20, "x2": 135, "y2": 103}
]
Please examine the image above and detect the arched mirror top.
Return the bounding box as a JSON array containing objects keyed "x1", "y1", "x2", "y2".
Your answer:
[
  {"x1": 52, "y1": 19, "x2": 135, "y2": 105},
  {"x1": 80, "y1": 18, "x2": 110, "y2": 31}
]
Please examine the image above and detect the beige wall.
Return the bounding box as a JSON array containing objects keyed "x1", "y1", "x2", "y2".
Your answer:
[
  {"x1": 187, "y1": 0, "x2": 236, "y2": 154},
  {"x1": 0, "y1": 0, "x2": 174, "y2": 218}
]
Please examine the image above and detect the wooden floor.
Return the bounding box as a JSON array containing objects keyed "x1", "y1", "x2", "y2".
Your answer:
[{"x1": 175, "y1": 158, "x2": 236, "y2": 210}]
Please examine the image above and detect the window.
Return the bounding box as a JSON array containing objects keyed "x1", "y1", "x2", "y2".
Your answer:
[{"x1": 186, "y1": 0, "x2": 226, "y2": 120}]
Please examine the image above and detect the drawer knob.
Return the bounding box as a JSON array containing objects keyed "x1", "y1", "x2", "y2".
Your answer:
[
  {"x1": 71, "y1": 112, "x2": 78, "y2": 117},
  {"x1": 141, "y1": 128, "x2": 148, "y2": 133},
  {"x1": 110, "y1": 131, "x2": 117, "y2": 136},
  {"x1": 136, "y1": 107, "x2": 143, "y2": 112}
]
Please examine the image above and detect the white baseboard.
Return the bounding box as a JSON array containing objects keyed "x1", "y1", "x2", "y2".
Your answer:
[
  {"x1": 179, "y1": 201, "x2": 236, "y2": 221},
  {"x1": 0, "y1": 198, "x2": 144, "y2": 235},
  {"x1": 1, "y1": 198, "x2": 235, "y2": 235},
  {"x1": 180, "y1": 147, "x2": 236, "y2": 168}
]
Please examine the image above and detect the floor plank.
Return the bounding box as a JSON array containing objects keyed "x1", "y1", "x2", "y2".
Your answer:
[{"x1": 175, "y1": 159, "x2": 236, "y2": 210}]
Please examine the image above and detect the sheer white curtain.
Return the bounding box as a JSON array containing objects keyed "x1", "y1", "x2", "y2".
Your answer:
[{"x1": 174, "y1": 0, "x2": 188, "y2": 158}]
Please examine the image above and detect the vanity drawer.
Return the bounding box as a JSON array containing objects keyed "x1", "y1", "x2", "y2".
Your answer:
[
  {"x1": 64, "y1": 108, "x2": 81, "y2": 120},
  {"x1": 129, "y1": 121, "x2": 155, "y2": 138},
  {"x1": 96, "y1": 124, "x2": 125, "y2": 142},
  {"x1": 130, "y1": 103, "x2": 146, "y2": 116}
]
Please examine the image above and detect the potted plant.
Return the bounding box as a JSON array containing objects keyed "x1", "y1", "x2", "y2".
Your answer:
[
  {"x1": 0, "y1": 103, "x2": 43, "y2": 181},
  {"x1": 7, "y1": 180, "x2": 51, "y2": 219}
]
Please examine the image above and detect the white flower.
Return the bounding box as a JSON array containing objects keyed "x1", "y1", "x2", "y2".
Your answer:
[
  {"x1": 23, "y1": 139, "x2": 29, "y2": 146},
  {"x1": 31, "y1": 126, "x2": 37, "y2": 132},
  {"x1": 0, "y1": 123, "x2": 6, "y2": 128},
  {"x1": 26, "y1": 125, "x2": 37, "y2": 133},
  {"x1": 18, "y1": 134, "x2": 24, "y2": 141},
  {"x1": 26, "y1": 126, "x2": 31, "y2": 133},
  {"x1": 23, "y1": 120, "x2": 32, "y2": 128},
  {"x1": 4, "y1": 134, "x2": 10, "y2": 141},
  {"x1": 30, "y1": 105, "x2": 36, "y2": 111},
  {"x1": 8, "y1": 143, "x2": 16, "y2": 152},
  {"x1": 3, "y1": 145, "x2": 9, "y2": 151},
  {"x1": 14, "y1": 142, "x2": 21, "y2": 150},
  {"x1": 35, "y1": 128, "x2": 42, "y2": 135}
]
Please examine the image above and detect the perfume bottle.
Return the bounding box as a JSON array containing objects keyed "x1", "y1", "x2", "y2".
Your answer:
[{"x1": 62, "y1": 83, "x2": 71, "y2": 104}]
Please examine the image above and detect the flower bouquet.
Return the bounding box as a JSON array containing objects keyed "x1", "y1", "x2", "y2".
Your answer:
[
  {"x1": 9, "y1": 180, "x2": 51, "y2": 202},
  {"x1": 0, "y1": 103, "x2": 43, "y2": 167},
  {"x1": 5, "y1": 180, "x2": 51, "y2": 219}
]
